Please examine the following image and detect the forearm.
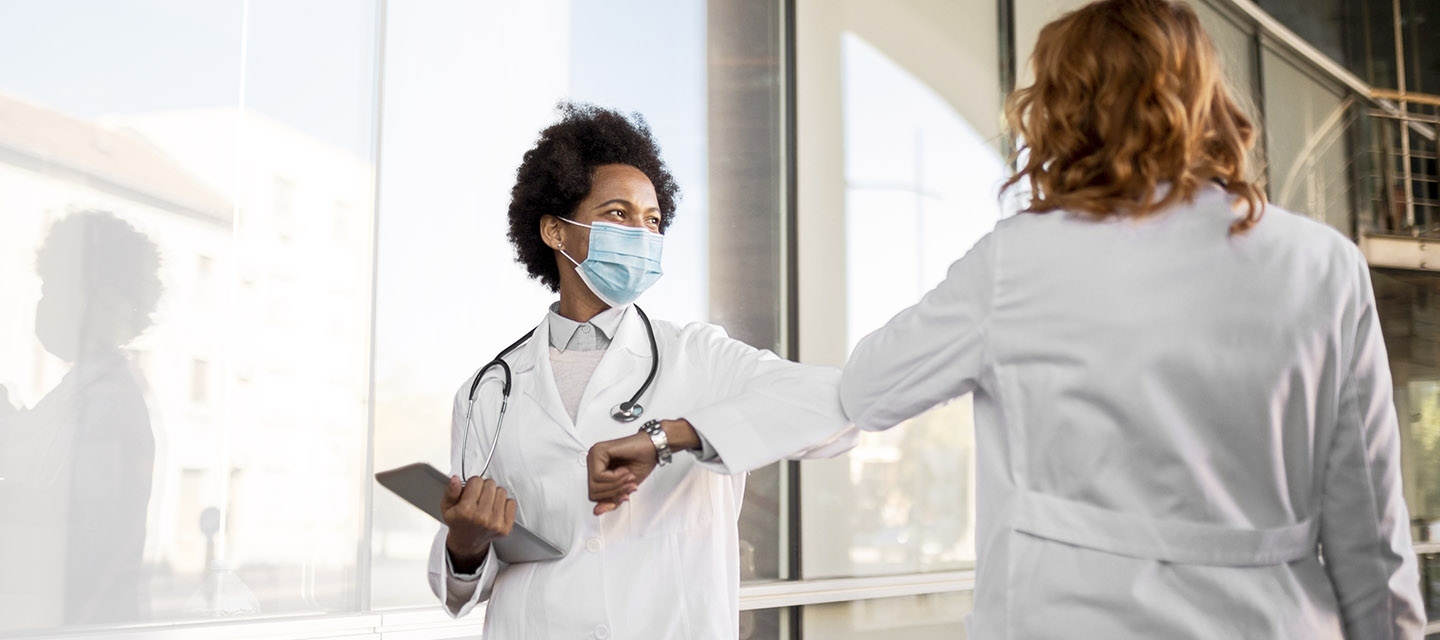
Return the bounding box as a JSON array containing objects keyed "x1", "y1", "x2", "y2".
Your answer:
[
  {"x1": 682, "y1": 371, "x2": 851, "y2": 474},
  {"x1": 661, "y1": 419, "x2": 701, "y2": 452},
  {"x1": 446, "y1": 540, "x2": 491, "y2": 575}
]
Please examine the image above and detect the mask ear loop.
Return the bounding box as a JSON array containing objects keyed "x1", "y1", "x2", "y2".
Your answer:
[{"x1": 555, "y1": 218, "x2": 587, "y2": 268}]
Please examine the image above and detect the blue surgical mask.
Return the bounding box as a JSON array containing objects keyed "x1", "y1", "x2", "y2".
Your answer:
[{"x1": 558, "y1": 218, "x2": 664, "y2": 307}]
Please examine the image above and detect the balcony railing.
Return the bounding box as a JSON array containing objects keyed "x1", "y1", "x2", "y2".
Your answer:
[{"x1": 1363, "y1": 90, "x2": 1440, "y2": 237}]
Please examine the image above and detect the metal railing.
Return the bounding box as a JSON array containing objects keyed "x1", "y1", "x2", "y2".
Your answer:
[{"x1": 1362, "y1": 90, "x2": 1440, "y2": 237}]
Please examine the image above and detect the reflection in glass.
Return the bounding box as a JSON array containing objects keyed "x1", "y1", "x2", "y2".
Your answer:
[
  {"x1": 0, "y1": 0, "x2": 380, "y2": 631},
  {"x1": 0, "y1": 213, "x2": 160, "y2": 628},
  {"x1": 1372, "y1": 269, "x2": 1440, "y2": 538},
  {"x1": 1188, "y1": 1, "x2": 1265, "y2": 178},
  {"x1": 803, "y1": 9, "x2": 1001, "y2": 578},
  {"x1": 741, "y1": 606, "x2": 788, "y2": 640},
  {"x1": 1262, "y1": 46, "x2": 1354, "y2": 234},
  {"x1": 802, "y1": 591, "x2": 972, "y2": 639},
  {"x1": 1371, "y1": 268, "x2": 1440, "y2": 623},
  {"x1": 1422, "y1": 552, "x2": 1439, "y2": 623}
]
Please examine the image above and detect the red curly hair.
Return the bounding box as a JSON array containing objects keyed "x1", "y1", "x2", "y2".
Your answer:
[{"x1": 1002, "y1": 0, "x2": 1265, "y2": 233}]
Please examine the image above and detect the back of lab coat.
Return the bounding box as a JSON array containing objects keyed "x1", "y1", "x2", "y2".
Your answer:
[{"x1": 840, "y1": 184, "x2": 1426, "y2": 639}]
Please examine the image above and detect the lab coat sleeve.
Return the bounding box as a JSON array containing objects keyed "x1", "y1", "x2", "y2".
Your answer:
[
  {"x1": 427, "y1": 527, "x2": 503, "y2": 617},
  {"x1": 682, "y1": 325, "x2": 858, "y2": 475},
  {"x1": 1318, "y1": 247, "x2": 1424, "y2": 640},
  {"x1": 839, "y1": 232, "x2": 996, "y2": 431},
  {"x1": 425, "y1": 377, "x2": 508, "y2": 617}
]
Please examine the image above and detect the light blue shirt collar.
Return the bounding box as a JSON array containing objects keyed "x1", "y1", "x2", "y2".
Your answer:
[{"x1": 546, "y1": 302, "x2": 627, "y2": 352}]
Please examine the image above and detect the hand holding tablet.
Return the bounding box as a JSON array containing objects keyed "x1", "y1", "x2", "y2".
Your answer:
[{"x1": 375, "y1": 463, "x2": 564, "y2": 564}]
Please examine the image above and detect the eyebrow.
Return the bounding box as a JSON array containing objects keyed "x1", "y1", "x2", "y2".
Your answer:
[{"x1": 593, "y1": 199, "x2": 661, "y2": 214}]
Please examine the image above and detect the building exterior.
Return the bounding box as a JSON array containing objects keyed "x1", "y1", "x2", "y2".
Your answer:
[{"x1": 0, "y1": 0, "x2": 1433, "y2": 637}]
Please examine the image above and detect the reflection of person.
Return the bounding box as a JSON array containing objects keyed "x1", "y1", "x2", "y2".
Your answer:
[
  {"x1": 839, "y1": 1, "x2": 1424, "y2": 638},
  {"x1": 0, "y1": 212, "x2": 160, "y2": 628},
  {"x1": 428, "y1": 104, "x2": 855, "y2": 637}
]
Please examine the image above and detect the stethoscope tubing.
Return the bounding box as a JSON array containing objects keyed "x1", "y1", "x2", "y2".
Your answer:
[{"x1": 461, "y1": 306, "x2": 657, "y2": 480}]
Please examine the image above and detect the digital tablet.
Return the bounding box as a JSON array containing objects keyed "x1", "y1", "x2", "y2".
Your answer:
[{"x1": 375, "y1": 462, "x2": 565, "y2": 564}]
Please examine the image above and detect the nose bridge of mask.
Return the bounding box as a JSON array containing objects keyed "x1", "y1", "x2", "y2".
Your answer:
[
  {"x1": 588, "y1": 223, "x2": 661, "y2": 265},
  {"x1": 559, "y1": 218, "x2": 661, "y2": 259}
]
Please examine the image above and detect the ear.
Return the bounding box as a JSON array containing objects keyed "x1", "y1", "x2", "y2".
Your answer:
[{"x1": 540, "y1": 215, "x2": 564, "y2": 251}]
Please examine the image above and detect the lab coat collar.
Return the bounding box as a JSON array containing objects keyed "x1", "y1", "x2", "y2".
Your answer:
[
  {"x1": 575, "y1": 305, "x2": 654, "y2": 437},
  {"x1": 510, "y1": 305, "x2": 636, "y2": 376},
  {"x1": 516, "y1": 304, "x2": 648, "y2": 442},
  {"x1": 514, "y1": 310, "x2": 581, "y2": 440}
]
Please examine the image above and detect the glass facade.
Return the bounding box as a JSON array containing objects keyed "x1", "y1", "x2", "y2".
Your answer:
[
  {"x1": 0, "y1": 0, "x2": 1435, "y2": 637},
  {"x1": 0, "y1": 0, "x2": 381, "y2": 630},
  {"x1": 796, "y1": 0, "x2": 1002, "y2": 580},
  {"x1": 1374, "y1": 268, "x2": 1440, "y2": 626},
  {"x1": 801, "y1": 592, "x2": 973, "y2": 638},
  {"x1": 1262, "y1": 43, "x2": 1355, "y2": 234}
]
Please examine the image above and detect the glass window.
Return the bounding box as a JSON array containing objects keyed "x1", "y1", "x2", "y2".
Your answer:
[
  {"x1": 1013, "y1": 0, "x2": 1090, "y2": 88},
  {"x1": 1370, "y1": 267, "x2": 1440, "y2": 623},
  {"x1": 1262, "y1": 44, "x2": 1354, "y2": 234},
  {"x1": 369, "y1": 0, "x2": 790, "y2": 608},
  {"x1": 797, "y1": 0, "x2": 1003, "y2": 579},
  {"x1": 1421, "y1": 551, "x2": 1439, "y2": 623},
  {"x1": 741, "y1": 607, "x2": 791, "y2": 640},
  {"x1": 0, "y1": 0, "x2": 380, "y2": 632},
  {"x1": 1190, "y1": 0, "x2": 1266, "y2": 178},
  {"x1": 801, "y1": 591, "x2": 973, "y2": 638}
]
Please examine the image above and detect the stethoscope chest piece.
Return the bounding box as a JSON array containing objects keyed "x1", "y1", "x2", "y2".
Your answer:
[{"x1": 610, "y1": 401, "x2": 643, "y2": 423}]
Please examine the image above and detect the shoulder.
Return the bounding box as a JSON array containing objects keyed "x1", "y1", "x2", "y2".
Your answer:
[
  {"x1": 1246, "y1": 203, "x2": 1365, "y2": 271},
  {"x1": 648, "y1": 316, "x2": 775, "y2": 363},
  {"x1": 650, "y1": 316, "x2": 735, "y2": 347},
  {"x1": 980, "y1": 211, "x2": 1071, "y2": 259},
  {"x1": 450, "y1": 326, "x2": 543, "y2": 405},
  {"x1": 1252, "y1": 202, "x2": 1349, "y2": 243}
]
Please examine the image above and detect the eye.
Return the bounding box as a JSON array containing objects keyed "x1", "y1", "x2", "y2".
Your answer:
[
  {"x1": 606, "y1": 209, "x2": 626, "y2": 218},
  {"x1": 646, "y1": 215, "x2": 661, "y2": 226}
]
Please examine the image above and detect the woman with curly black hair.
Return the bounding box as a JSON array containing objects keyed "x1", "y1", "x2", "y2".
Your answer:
[{"x1": 427, "y1": 103, "x2": 855, "y2": 638}]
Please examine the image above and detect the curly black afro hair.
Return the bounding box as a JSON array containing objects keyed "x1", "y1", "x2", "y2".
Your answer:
[{"x1": 507, "y1": 102, "x2": 680, "y2": 292}]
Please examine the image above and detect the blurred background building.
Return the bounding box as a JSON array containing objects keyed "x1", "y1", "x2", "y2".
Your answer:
[{"x1": 0, "y1": 0, "x2": 1433, "y2": 638}]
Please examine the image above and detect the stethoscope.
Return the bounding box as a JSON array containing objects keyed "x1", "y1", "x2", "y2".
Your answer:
[{"x1": 461, "y1": 305, "x2": 659, "y2": 480}]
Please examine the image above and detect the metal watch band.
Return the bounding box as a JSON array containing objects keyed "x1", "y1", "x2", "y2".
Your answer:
[{"x1": 640, "y1": 419, "x2": 672, "y2": 467}]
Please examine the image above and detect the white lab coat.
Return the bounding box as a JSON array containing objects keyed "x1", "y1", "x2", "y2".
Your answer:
[
  {"x1": 429, "y1": 306, "x2": 855, "y2": 639},
  {"x1": 840, "y1": 185, "x2": 1425, "y2": 639}
]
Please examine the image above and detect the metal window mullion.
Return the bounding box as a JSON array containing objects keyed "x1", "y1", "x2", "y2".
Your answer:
[
  {"x1": 780, "y1": 0, "x2": 803, "y2": 635},
  {"x1": 357, "y1": 0, "x2": 389, "y2": 613}
]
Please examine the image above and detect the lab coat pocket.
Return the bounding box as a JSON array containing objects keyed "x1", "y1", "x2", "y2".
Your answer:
[{"x1": 627, "y1": 458, "x2": 713, "y2": 538}]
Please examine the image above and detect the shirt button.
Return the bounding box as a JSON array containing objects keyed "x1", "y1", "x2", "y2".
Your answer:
[
  {"x1": 586, "y1": 537, "x2": 602, "y2": 553},
  {"x1": 594, "y1": 624, "x2": 610, "y2": 639},
  {"x1": 577, "y1": 453, "x2": 588, "y2": 467},
  {"x1": 580, "y1": 325, "x2": 592, "y2": 333}
]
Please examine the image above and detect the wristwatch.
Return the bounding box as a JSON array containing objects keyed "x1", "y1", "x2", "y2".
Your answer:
[{"x1": 639, "y1": 419, "x2": 672, "y2": 467}]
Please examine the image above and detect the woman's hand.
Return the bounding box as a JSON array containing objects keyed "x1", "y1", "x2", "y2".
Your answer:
[
  {"x1": 586, "y1": 435, "x2": 647, "y2": 515},
  {"x1": 586, "y1": 419, "x2": 701, "y2": 516},
  {"x1": 442, "y1": 476, "x2": 516, "y2": 573}
]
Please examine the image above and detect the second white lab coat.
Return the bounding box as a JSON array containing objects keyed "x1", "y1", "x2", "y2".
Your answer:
[
  {"x1": 840, "y1": 185, "x2": 1425, "y2": 639},
  {"x1": 428, "y1": 306, "x2": 855, "y2": 639}
]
